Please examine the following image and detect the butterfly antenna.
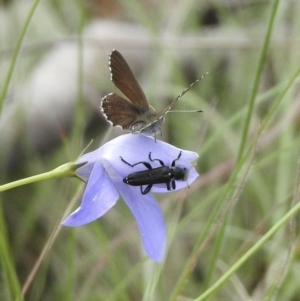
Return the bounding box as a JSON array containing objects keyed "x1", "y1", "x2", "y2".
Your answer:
[
  {"x1": 168, "y1": 109, "x2": 203, "y2": 113},
  {"x1": 178, "y1": 72, "x2": 208, "y2": 99},
  {"x1": 164, "y1": 72, "x2": 208, "y2": 114}
]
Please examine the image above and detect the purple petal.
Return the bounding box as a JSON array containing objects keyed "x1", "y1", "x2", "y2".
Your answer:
[
  {"x1": 100, "y1": 134, "x2": 199, "y2": 193},
  {"x1": 62, "y1": 160, "x2": 119, "y2": 226},
  {"x1": 75, "y1": 135, "x2": 199, "y2": 193},
  {"x1": 115, "y1": 181, "x2": 166, "y2": 262},
  {"x1": 76, "y1": 148, "x2": 103, "y2": 181}
]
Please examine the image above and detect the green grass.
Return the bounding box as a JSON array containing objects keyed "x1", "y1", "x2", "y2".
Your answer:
[{"x1": 1, "y1": 0, "x2": 300, "y2": 300}]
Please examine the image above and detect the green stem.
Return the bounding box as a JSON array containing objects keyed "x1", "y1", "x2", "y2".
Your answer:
[
  {"x1": 236, "y1": 0, "x2": 280, "y2": 163},
  {"x1": 195, "y1": 199, "x2": 300, "y2": 301},
  {"x1": 0, "y1": 0, "x2": 41, "y2": 109},
  {"x1": 0, "y1": 163, "x2": 76, "y2": 192}
]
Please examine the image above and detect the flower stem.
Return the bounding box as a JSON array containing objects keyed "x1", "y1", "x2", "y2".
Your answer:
[{"x1": 0, "y1": 163, "x2": 76, "y2": 192}]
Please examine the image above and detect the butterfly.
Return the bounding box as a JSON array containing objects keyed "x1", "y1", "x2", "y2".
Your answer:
[{"x1": 100, "y1": 49, "x2": 205, "y2": 137}]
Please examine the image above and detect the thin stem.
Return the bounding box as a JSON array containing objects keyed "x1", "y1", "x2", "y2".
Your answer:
[
  {"x1": 236, "y1": 0, "x2": 280, "y2": 163},
  {"x1": 0, "y1": 163, "x2": 76, "y2": 192},
  {"x1": 0, "y1": 0, "x2": 41, "y2": 109},
  {"x1": 195, "y1": 199, "x2": 300, "y2": 301}
]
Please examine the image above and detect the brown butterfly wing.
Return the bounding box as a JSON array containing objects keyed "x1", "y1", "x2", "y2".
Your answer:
[
  {"x1": 101, "y1": 93, "x2": 139, "y2": 130},
  {"x1": 109, "y1": 50, "x2": 149, "y2": 112}
]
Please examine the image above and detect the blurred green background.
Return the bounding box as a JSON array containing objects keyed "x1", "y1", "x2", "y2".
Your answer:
[{"x1": 1, "y1": 0, "x2": 300, "y2": 300}]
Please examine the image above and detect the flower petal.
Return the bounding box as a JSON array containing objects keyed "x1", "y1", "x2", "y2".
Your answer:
[
  {"x1": 115, "y1": 181, "x2": 166, "y2": 262},
  {"x1": 62, "y1": 160, "x2": 119, "y2": 226},
  {"x1": 75, "y1": 134, "x2": 199, "y2": 194},
  {"x1": 99, "y1": 134, "x2": 199, "y2": 193},
  {"x1": 75, "y1": 148, "x2": 102, "y2": 181}
]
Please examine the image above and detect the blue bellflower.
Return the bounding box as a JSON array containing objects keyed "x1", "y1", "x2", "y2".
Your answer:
[{"x1": 62, "y1": 134, "x2": 199, "y2": 262}]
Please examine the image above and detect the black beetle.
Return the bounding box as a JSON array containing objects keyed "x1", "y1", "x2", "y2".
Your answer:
[{"x1": 120, "y1": 151, "x2": 187, "y2": 195}]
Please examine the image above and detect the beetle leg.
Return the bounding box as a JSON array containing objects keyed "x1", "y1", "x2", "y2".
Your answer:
[
  {"x1": 166, "y1": 181, "x2": 171, "y2": 191},
  {"x1": 172, "y1": 179, "x2": 176, "y2": 190},
  {"x1": 148, "y1": 152, "x2": 164, "y2": 166},
  {"x1": 120, "y1": 157, "x2": 152, "y2": 169},
  {"x1": 141, "y1": 184, "x2": 153, "y2": 195},
  {"x1": 171, "y1": 151, "x2": 182, "y2": 167}
]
